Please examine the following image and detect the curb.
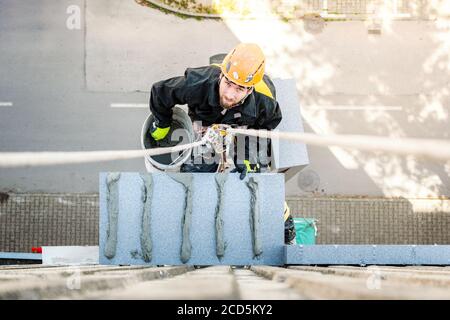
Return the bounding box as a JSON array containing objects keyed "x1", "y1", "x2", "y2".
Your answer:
[{"x1": 135, "y1": 0, "x2": 222, "y2": 19}]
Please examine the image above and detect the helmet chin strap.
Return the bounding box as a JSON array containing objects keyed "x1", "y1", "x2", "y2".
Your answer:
[{"x1": 233, "y1": 88, "x2": 253, "y2": 107}]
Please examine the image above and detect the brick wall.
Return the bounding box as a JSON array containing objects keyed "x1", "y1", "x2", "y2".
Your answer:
[
  {"x1": 271, "y1": 0, "x2": 440, "y2": 18},
  {"x1": 0, "y1": 193, "x2": 449, "y2": 252},
  {"x1": 286, "y1": 197, "x2": 450, "y2": 244},
  {"x1": 0, "y1": 194, "x2": 98, "y2": 252}
]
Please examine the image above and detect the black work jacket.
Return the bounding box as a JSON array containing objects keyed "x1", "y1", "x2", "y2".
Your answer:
[{"x1": 149, "y1": 65, "x2": 282, "y2": 130}]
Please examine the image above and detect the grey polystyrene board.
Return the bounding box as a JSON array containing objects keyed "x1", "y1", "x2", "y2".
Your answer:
[
  {"x1": 99, "y1": 172, "x2": 285, "y2": 266},
  {"x1": 285, "y1": 245, "x2": 450, "y2": 265},
  {"x1": 271, "y1": 78, "x2": 310, "y2": 170}
]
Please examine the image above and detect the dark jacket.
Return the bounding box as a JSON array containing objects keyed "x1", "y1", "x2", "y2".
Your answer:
[{"x1": 149, "y1": 65, "x2": 282, "y2": 130}]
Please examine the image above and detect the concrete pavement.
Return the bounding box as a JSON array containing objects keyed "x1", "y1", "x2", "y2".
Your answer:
[
  {"x1": 1, "y1": 264, "x2": 450, "y2": 299},
  {"x1": 252, "y1": 265, "x2": 450, "y2": 299}
]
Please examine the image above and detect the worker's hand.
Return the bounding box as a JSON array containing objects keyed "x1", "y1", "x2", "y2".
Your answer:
[
  {"x1": 204, "y1": 124, "x2": 230, "y2": 153},
  {"x1": 150, "y1": 121, "x2": 170, "y2": 141},
  {"x1": 231, "y1": 159, "x2": 260, "y2": 180}
]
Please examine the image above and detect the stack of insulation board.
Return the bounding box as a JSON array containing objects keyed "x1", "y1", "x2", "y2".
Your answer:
[{"x1": 99, "y1": 172, "x2": 285, "y2": 266}]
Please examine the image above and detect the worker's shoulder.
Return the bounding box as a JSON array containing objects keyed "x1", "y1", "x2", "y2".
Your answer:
[
  {"x1": 254, "y1": 74, "x2": 277, "y2": 101},
  {"x1": 184, "y1": 65, "x2": 221, "y2": 85},
  {"x1": 253, "y1": 74, "x2": 278, "y2": 113}
]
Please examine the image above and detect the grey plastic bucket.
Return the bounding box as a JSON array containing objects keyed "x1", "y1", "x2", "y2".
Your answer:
[{"x1": 141, "y1": 106, "x2": 195, "y2": 172}]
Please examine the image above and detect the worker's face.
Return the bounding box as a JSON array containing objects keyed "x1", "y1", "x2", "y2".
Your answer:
[{"x1": 219, "y1": 74, "x2": 253, "y2": 109}]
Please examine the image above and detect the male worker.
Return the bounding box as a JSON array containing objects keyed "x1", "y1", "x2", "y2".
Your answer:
[
  {"x1": 148, "y1": 43, "x2": 296, "y2": 244},
  {"x1": 149, "y1": 43, "x2": 281, "y2": 176}
]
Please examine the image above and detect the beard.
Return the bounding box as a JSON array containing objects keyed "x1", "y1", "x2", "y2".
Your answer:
[{"x1": 220, "y1": 97, "x2": 236, "y2": 110}]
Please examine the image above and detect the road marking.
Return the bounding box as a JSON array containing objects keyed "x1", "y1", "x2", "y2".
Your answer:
[
  {"x1": 110, "y1": 103, "x2": 147, "y2": 108},
  {"x1": 309, "y1": 105, "x2": 403, "y2": 111},
  {"x1": 0, "y1": 102, "x2": 13, "y2": 107}
]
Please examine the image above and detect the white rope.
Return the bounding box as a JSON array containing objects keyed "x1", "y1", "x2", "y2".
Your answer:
[
  {"x1": 228, "y1": 128, "x2": 450, "y2": 161},
  {"x1": 1, "y1": 129, "x2": 449, "y2": 168},
  {"x1": 0, "y1": 140, "x2": 205, "y2": 168}
]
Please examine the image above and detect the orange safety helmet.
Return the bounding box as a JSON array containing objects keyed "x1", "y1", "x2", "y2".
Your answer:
[{"x1": 221, "y1": 43, "x2": 266, "y2": 87}]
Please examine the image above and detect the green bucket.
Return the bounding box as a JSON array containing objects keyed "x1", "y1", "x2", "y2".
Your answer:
[{"x1": 293, "y1": 218, "x2": 317, "y2": 245}]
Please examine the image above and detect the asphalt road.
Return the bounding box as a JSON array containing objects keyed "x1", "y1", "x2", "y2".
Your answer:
[
  {"x1": 1, "y1": 0, "x2": 449, "y2": 197},
  {"x1": 0, "y1": 0, "x2": 149, "y2": 193}
]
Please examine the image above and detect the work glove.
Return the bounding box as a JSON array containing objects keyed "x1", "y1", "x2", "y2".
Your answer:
[
  {"x1": 231, "y1": 159, "x2": 260, "y2": 180},
  {"x1": 150, "y1": 121, "x2": 170, "y2": 141}
]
